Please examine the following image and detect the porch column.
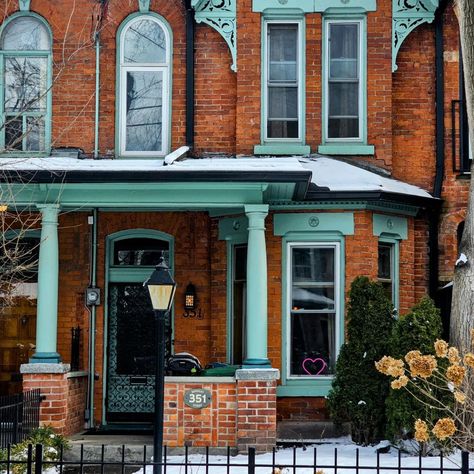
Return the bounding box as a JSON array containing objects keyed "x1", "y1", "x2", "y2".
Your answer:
[
  {"x1": 30, "y1": 204, "x2": 61, "y2": 363},
  {"x1": 243, "y1": 204, "x2": 270, "y2": 367}
]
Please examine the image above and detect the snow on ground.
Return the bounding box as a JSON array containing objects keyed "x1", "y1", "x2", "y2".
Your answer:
[{"x1": 131, "y1": 437, "x2": 469, "y2": 474}]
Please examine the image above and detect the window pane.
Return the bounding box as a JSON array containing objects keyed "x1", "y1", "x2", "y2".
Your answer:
[
  {"x1": 330, "y1": 24, "x2": 358, "y2": 62},
  {"x1": 378, "y1": 244, "x2": 392, "y2": 280},
  {"x1": 329, "y1": 82, "x2": 358, "y2": 116},
  {"x1": 4, "y1": 57, "x2": 47, "y2": 112},
  {"x1": 125, "y1": 70, "x2": 163, "y2": 152},
  {"x1": 290, "y1": 312, "x2": 335, "y2": 376},
  {"x1": 25, "y1": 116, "x2": 45, "y2": 151},
  {"x1": 330, "y1": 59, "x2": 358, "y2": 79},
  {"x1": 5, "y1": 116, "x2": 23, "y2": 150},
  {"x1": 292, "y1": 286, "x2": 335, "y2": 311},
  {"x1": 124, "y1": 19, "x2": 167, "y2": 64},
  {"x1": 292, "y1": 247, "x2": 334, "y2": 282},
  {"x1": 269, "y1": 25, "x2": 297, "y2": 64},
  {"x1": 267, "y1": 120, "x2": 298, "y2": 139},
  {"x1": 268, "y1": 87, "x2": 297, "y2": 119},
  {"x1": 114, "y1": 238, "x2": 169, "y2": 266},
  {"x1": 328, "y1": 118, "x2": 359, "y2": 138},
  {"x1": 1, "y1": 17, "x2": 50, "y2": 51},
  {"x1": 269, "y1": 62, "x2": 297, "y2": 82}
]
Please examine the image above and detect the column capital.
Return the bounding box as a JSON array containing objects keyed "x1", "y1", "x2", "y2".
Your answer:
[
  {"x1": 244, "y1": 204, "x2": 269, "y2": 216},
  {"x1": 37, "y1": 204, "x2": 60, "y2": 225}
]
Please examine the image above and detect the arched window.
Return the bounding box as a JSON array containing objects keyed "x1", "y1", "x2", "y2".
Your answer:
[
  {"x1": 0, "y1": 14, "x2": 52, "y2": 153},
  {"x1": 117, "y1": 15, "x2": 171, "y2": 157}
]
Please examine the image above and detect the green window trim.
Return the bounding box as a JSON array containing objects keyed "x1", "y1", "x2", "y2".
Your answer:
[
  {"x1": 252, "y1": 1, "x2": 376, "y2": 13},
  {"x1": 258, "y1": 15, "x2": 308, "y2": 154},
  {"x1": 378, "y1": 237, "x2": 400, "y2": 314},
  {"x1": 0, "y1": 12, "x2": 53, "y2": 156},
  {"x1": 279, "y1": 232, "x2": 345, "y2": 397},
  {"x1": 321, "y1": 15, "x2": 370, "y2": 151},
  {"x1": 114, "y1": 12, "x2": 173, "y2": 159}
]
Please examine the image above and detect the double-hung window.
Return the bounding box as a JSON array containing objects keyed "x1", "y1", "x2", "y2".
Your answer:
[
  {"x1": 118, "y1": 15, "x2": 171, "y2": 157},
  {"x1": 0, "y1": 15, "x2": 52, "y2": 153},
  {"x1": 287, "y1": 243, "x2": 340, "y2": 378},
  {"x1": 324, "y1": 19, "x2": 364, "y2": 143}
]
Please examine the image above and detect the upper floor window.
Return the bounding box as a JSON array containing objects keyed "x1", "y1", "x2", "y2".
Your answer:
[
  {"x1": 323, "y1": 18, "x2": 366, "y2": 146},
  {"x1": 0, "y1": 15, "x2": 52, "y2": 154},
  {"x1": 118, "y1": 15, "x2": 171, "y2": 157}
]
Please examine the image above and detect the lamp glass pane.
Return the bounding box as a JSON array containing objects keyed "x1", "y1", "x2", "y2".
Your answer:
[{"x1": 147, "y1": 284, "x2": 174, "y2": 311}]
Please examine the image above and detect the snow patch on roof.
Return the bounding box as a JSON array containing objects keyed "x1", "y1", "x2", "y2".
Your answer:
[{"x1": 300, "y1": 156, "x2": 432, "y2": 199}]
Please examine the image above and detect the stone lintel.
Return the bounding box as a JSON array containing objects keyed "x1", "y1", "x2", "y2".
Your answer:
[
  {"x1": 235, "y1": 368, "x2": 280, "y2": 380},
  {"x1": 21, "y1": 363, "x2": 71, "y2": 374}
]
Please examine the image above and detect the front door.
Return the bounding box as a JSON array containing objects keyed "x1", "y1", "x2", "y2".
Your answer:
[{"x1": 105, "y1": 232, "x2": 172, "y2": 424}]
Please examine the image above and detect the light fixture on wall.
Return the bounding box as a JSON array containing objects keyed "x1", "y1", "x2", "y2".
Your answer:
[{"x1": 184, "y1": 283, "x2": 196, "y2": 311}]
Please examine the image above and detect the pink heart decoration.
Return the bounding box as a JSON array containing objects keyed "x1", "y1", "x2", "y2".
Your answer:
[{"x1": 302, "y1": 357, "x2": 327, "y2": 376}]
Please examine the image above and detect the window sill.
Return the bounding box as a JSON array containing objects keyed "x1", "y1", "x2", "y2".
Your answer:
[
  {"x1": 277, "y1": 378, "x2": 333, "y2": 397},
  {"x1": 254, "y1": 144, "x2": 311, "y2": 156},
  {"x1": 318, "y1": 144, "x2": 374, "y2": 155}
]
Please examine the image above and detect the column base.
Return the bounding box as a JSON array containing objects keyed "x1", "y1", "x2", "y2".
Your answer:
[
  {"x1": 242, "y1": 358, "x2": 271, "y2": 368},
  {"x1": 29, "y1": 352, "x2": 61, "y2": 363}
]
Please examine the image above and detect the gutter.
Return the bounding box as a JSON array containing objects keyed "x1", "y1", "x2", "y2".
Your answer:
[{"x1": 185, "y1": 0, "x2": 195, "y2": 150}]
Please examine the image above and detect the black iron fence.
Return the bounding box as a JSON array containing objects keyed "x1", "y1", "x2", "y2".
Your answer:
[
  {"x1": 0, "y1": 389, "x2": 42, "y2": 449},
  {"x1": 0, "y1": 444, "x2": 472, "y2": 474}
]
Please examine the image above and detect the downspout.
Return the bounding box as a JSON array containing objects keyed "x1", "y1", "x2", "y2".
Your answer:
[
  {"x1": 86, "y1": 209, "x2": 98, "y2": 428},
  {"x1": 429, "y1": 3, "x2": 446, "y2": 298},
  {"x1": 93, "y1": 32, "x2": 101, "y2": 159},
  {"x1": 185, "y1": 0, "x2": 195, "y2": 151}
]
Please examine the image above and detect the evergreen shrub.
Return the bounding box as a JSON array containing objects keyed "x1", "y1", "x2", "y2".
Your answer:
[{"x1": 327, "y1": 276, "x2": 394, "y2": 445}]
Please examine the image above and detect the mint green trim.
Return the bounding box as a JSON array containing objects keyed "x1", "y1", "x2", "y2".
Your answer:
[
  {"x1": 279, "y1": 233, "x2": 345, "y2": 397},
  {"x1": 192, "y1": 0, "x2": 237, "y2": 71},
  {"x1": 138, "y1": 0, "x2": 150, "y2": 12},
  {"x1": 254, "y1": 144, "x2": 311, "y2": 155},
  {"x1": 0, "y1": 12, "x2": 53, "y2": 155},
  {"x1": 392, "y1": 0, "x2": 439, "y2": 72},
  {"x1": 274, "y1": 212, "x2": 354, "y2": 236},
  {"x1": 373, "y1": 214, "x2": 408, "y2": 240},
  {"x1": 31, "y1": 204, "x2": 60, "y2": 362},
  {"x1": 115, "y1": 12, "x2": 173, "y2": 158},
  {"x1": 19, "y1": 0, "x2": 30, "y2": 11},
  {"x1": 253, "y1": 0, "x2": 376, "y2": 13},
  {"x1": 244, "y1": 204, "x2": 270, "y2": 367},
  {"x1": 260, "y1": 16, "x2": 308, "y2": 151},
  {"x1": 317, "y1": 144, "x2": 374, "y2": 155},
  {"x1": 219, "y1": 215, "x2": 249, "y2": 241},
  {"x1": 321, "y1": 16, "x2": 368, "y2": 149},
  {"x1": 102, "y1": 228, "x2": 175, "y2": 426},
  {"x1": 270, "y1": 200, "x2": 419, "y2": 216},
  {"x1": 378, "y1": 236, "x2": 400, "y2": 313}
]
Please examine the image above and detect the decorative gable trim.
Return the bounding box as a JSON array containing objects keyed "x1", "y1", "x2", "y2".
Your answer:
[
  {"x1": 191, "y1": 0, "x2": 237, "y2": 71},
  {"x1": 392, "y1": 0, "x2": 439, "y2": 72}
]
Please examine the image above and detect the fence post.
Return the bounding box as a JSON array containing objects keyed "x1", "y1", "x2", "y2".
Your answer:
[
  {"x1": 26, "y1": 444, "x2": 33, "y2": 474},
  {"x1": 461, "y1": 451, "x2": 469, "y2": 474},
  {"x1": 35, "y1": 444, "x2": 43, "y2": 473},
  {"x1": 248, "y1": 447, "x2": 255, "y2": 474},
  {"x1": 13, "y1": 402, "x2": 20, "y2": 445}
]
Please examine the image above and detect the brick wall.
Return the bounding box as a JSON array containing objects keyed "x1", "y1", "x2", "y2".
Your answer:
[{"x1": 22, "y1": 368, "x2": 87, "y2": 436}]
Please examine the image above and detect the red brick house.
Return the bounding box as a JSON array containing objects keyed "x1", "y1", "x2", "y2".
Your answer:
[{"x1": 0, "y1": 0, "x2": 468, "y2": 451}]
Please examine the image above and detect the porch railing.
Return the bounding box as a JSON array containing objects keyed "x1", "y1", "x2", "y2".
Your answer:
[
  {"x1": 0, "y1": 444, "x2": 471, "y2": 474},
  {"x1": 0, "y1": 389, "x2": 42, "y2": 449}
]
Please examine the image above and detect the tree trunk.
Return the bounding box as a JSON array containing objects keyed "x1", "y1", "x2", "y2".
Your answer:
[{"x1": 450, "y1": 0, "x2": 474, "y2": 352}]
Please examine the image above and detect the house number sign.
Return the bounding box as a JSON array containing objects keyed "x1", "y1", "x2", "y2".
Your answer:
[{"x1": 184, "y1": 389, "x2": 212, "y2": 409}]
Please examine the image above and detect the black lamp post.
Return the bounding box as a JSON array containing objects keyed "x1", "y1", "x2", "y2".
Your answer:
[{"x1": 145, "y1": 257, "x2": 176, "y2": 474}]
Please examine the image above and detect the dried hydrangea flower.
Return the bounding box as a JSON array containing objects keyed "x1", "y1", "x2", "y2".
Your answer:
[
  {"x1": 448, "y1": 347, "x2": 461, "y2": 365},
  {"x1": 446, "y1": 365, "x2": 466, "y2": 387},
  {"x1": 463, "y1": 352, "x2": 474, "y2": 368},
  {"x1": 391, "y1": 375, "x2": 409, "y2": 390},
  {"x1": 432, "y1": 418, "x2": 456, "y2": 440},
  {"x1": 408, "y1": 354, "x2": 437, "y2": 379},
  {"x1": 434, "y1": 339, "x2": 449, "y2": 358},
  {"x1": 454, "y1": 391, "x2": 466, "y2": 404},
  {"x1": 405, "y1": 350, "x2": 422, "y2": 364},
  {"x1": 414, "y1": 419, "x2": 429, "y2": 443},
  {"x1": 375, "y1": 356, "x2": 405, "y2": 377}
]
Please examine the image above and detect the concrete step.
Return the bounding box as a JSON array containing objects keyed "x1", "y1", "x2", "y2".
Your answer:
[{"x1": 277, "y1": 421, "x2": 350, "y2": 444}]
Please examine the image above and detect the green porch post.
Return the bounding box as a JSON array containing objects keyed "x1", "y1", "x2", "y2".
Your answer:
[
  {"x1": 30, "y1": 204, "x2": 61, "y2": 363},
  {"x1": 243, "y1": 204, "x2": 270, "y2": 368}
]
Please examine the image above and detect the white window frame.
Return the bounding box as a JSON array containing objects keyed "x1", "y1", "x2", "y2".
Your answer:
[
  {"x1": 263, "y1": 19, "x2": 303, "y2": 143},
  {"x1": 286, "y1": 241, "x2": 341, "y2": 380},
  {"x1": 323, "y1": 18, "x2": 364, "y2": 143},
  {"x1": 118, "y1": 15, "x2": 171, "y2": 157}
]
